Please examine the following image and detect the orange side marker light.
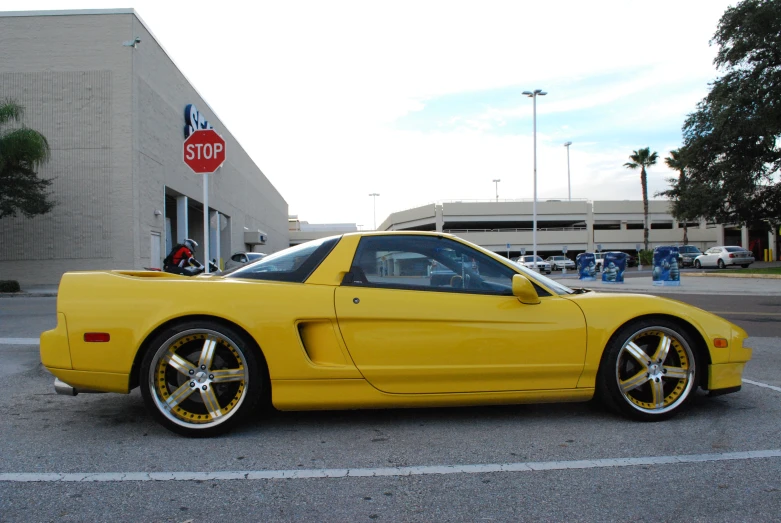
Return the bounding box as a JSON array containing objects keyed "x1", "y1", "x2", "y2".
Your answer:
[{"x1": 713, "y1": 338, "x2": 728, "y2": 348}]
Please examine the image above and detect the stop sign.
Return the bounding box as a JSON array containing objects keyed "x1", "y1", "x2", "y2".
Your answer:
[{"x1": 183, "y1": 129, "x2": 226, "y2": 173}]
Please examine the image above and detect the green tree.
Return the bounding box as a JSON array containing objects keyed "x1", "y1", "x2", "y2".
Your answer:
[
  {"x1": 624, "y1": 147, "x2": 658, "y2": 251},
  {"x1": 0, "y1": 99, "x2": 54, "y2": 219},
  {"x1": 676, "y1": 0, "x2": 781, "y2": 227}
]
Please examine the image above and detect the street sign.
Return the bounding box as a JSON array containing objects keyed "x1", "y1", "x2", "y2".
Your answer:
[
  {"x1": 506, "y1": 243, "x2": 511, "y2": 250},
  {"x1": 562, "y1": 245, "x2": 568, "y2": 254},
  {"x1": 520, "y1": 247, "x2": 526, "y2": 256},
  {"x1": 597, "y1": 244, "x2": 602, "y2": 252},
  {"x1": 183, "y1": 129, "x2": 226, "y2": 174}
]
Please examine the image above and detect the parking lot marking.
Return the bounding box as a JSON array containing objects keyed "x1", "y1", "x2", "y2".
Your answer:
[
  {"x1": 743, "y1": 378, "x2": 781, "y2": 393},
  {"x1": 0, "y1": 338, "x2": 38, "y2": 345},
  {"x1": 1, "y1": 449, "x2": 779, "y2": 483}
]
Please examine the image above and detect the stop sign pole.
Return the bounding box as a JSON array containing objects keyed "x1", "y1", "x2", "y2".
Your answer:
[{"x1": 183, "y1": 130, "x2": 226, "y2": 273}]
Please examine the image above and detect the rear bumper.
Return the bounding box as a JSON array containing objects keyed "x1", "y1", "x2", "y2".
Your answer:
[{"x1": 40, "y1": 313, "x2": 72, "y2": 370}]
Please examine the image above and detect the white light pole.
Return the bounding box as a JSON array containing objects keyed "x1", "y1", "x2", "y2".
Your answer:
[
  {"x1": 522, "y1": 89, "x2": 547, "y2": 270},
  {"x1": 492, "y1": 179, "x2": 501, "y2": 202},
  {"x1": 563, "y1": 141, "x2": 572, "y2": 201},
  {"x1": 369, "y1": 193, "x2": 380, "y2": 230}
]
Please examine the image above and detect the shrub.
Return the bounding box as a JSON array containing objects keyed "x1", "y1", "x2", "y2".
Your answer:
[
  {"x1": 638, "y1": 250, "x2": 654, "y2": 266},
  {"x1": 0, "y1": 280, "x2": 21, "y2": 293}
]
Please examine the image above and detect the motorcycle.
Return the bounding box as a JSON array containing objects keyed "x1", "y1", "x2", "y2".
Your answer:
[{"x1": 147, "y1": 259, "x2": 221, "y2": 276}]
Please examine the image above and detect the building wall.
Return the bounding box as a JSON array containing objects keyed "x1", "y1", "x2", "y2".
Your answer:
[
  {"x1": 0, "y1": 12, "x2": 134, "y2": 284},
  {"x1": 0, "y1": 10, "x2": 289, "y2": 285}
]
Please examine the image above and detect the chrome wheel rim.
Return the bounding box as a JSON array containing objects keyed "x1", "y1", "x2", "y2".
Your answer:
[
  {"x1": 616, "y1": 326, "x2": 695, "y2": 415},
  {"x1": 149, "y1": 328, "x2": 249, "y2": 430}
]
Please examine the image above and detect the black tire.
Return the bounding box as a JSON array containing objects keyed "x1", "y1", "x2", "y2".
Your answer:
[
  {"x1": 596, "y1": 263, "x2": 602, "y2": 272},
  {"x1": 694, "y1": 260, "x2": 701, "y2": 269},
  {"x1": 717, "y1": 259, "x2": 726, "y2": 269},
  {"x1": 552, "y1": 264, "x2": 558, "y2": 271},
  {"x1": 140, "y1": 319, "x2": 265, "y2": 437},
  {"x1": 741, "y1": 264, "x2": 749, "y2": 268},
  {"x1": 597, "y1": 318, "x2": 699, "y2": 421}
]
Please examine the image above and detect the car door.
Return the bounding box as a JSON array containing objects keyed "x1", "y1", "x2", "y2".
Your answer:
[
  {"x1": 703, "y1": 248, "x2": 720, "y2": 266},
  {"x1": 334, "y1": 235, "x2": 587, "y2": 394}
]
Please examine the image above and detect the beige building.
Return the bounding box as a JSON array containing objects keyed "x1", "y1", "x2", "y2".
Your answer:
[{"x1": 0, "y1": 9, "x2": 288, "y2": 286}]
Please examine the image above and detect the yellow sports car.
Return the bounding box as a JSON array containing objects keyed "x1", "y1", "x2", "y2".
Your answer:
[{"x1": 41, "y1": 232, "x2": 752, "y2": 437}]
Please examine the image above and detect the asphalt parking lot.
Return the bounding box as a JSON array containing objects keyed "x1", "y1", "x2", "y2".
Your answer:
[{"x1": 1, "y1": 276, "x2": 779, "y2": 522}]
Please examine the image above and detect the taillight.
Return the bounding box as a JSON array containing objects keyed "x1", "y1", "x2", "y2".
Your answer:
[
  {"x1": 729, "y1": 253, "x2": 736, "y2": 258},
  {"x1": 84, "y1": 332, "x2": 110, "y2": 343}
]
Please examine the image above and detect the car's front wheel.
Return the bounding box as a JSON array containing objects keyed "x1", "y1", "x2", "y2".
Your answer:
[
  {"x1": 742, "y1": 264, "x2": 750, "y2": 268},
  {"x1": 598, "y1": 319, "x2": 698, "y2": 421},
  {"x1": 694, "y1": 260, "x2": 701, "y2": 269},
  {"x1": 141, "y1": 320, "x2": 264, "y2": 437}
]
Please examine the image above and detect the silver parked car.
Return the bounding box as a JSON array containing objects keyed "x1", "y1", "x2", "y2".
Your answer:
[
  {"x1": 545, "y1": 255, "x2": 576, "y2": 271},
  {"x1": 512, "y1": 255, "x2": 552, "y2": 274},
  {"x1": 693, "y1": 246, "x2": 754, "y2": 269},
  {"x1": 224, "y1": 252, "x2": 267, "y2": 270}
]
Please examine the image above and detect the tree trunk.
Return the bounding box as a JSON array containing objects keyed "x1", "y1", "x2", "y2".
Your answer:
[
  {"x1": 641, "y1": 167, "x2": 649, "y2": 251},
  {"x1": 683, "y1": 224, "x2": 688, "y2": 245}
]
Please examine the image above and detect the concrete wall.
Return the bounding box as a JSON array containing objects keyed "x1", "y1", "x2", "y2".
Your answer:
[
  {"x1": 0, "y1": 12, "x2": 134, "y2": 284},
  {"x1": 379, "y1": 199, "x2": 720, "y2": 255}
]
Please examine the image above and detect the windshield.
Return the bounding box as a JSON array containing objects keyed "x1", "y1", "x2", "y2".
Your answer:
[
  {"x1": 514, "y1": 264, "x2": 574, "y2": 295},
  {"x1": 523, "y1": 256, "x2": 544, "y2": 262}
]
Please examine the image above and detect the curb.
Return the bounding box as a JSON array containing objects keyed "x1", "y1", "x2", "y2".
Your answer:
[
  {"x1": 683, "y1": 272, "x2": 781, "y2": 279},
  {"x1": 0, "y1": 292, "x2": 58, "y2": 298}
]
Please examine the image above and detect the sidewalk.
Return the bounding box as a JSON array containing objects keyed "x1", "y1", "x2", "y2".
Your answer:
[{"x1": 549, "y1": 272, "x2": 781, "y2": 296}]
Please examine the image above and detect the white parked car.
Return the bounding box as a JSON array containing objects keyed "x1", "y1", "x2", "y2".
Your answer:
[
  {"x1": 545, "y1": 255, "x2": 576, "y2": 271},
  {"x1": 512, "y1": 255, "x2": 552, "y2": 274},
  {"x1": 225, "y1": 252, "x2": 268, "y2": 270},
  {"x1": 693, "y1": 246, "x2": 754, "y2": 269}
]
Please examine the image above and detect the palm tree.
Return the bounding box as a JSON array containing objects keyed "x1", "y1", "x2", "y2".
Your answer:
[
  {"x1": 0, "y1": 99, "x2": 53, "y2": 218},
  {"x1": 665, "y1": 149, "x2": 689, "y2": 245},
  {"x1": 624, "y1": 147, "x2": 658, "y2": 251}
]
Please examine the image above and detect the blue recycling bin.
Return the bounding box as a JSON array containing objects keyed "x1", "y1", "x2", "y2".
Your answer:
[
  {"x1": 601, "y1": 252, "x2": 627, "y2": 283},
  {"x1": 652, "y1": 247, "x2": 681, "y2": 286},
  {"x1": 576, "y1": 253, "x2": 597, "y2": 281}
]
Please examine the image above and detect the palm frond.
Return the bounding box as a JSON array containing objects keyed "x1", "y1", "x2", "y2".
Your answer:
[{"x1": 0, "y1": 100, "x2": 24, "y2": 125}]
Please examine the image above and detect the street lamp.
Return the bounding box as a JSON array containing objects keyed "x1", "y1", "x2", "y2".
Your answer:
[
  {"x1": 563, "y1": 141, "x2": 572, "y2": 201},
  {"x1": 369, "y1": 193, "x2": 380, "y2": 230},
  {"x1": 492, "y1": 179, "x2": 501, "y2": 202},
  {"x1": 522, "y1": 89, "x2": 547, "y2": 270}
]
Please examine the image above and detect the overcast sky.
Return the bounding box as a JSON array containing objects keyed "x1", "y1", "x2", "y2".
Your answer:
[{"x1": 7, "y1": 0, "x2": 736, "y2": 228}]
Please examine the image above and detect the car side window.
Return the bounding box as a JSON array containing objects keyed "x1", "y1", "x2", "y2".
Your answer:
[{"x1": 345, "y1": 235, "x2": 550, "y2": 297}]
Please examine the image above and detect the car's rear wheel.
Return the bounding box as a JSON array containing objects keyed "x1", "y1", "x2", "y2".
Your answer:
[
  {"x1": 694, "y1": 260, "x2": 701, "y2": 269},
  {"x1": 742, "y1": 264, "x2": 749, "y2": 268},
  {"x1": 141, "y1": 320, "x2": 263, "y2": 437},
  {"x1": 598, "y1": 319, "x2": 698, "y2": 421},
  {"x1": 718, "y1": 259, "x2": 726, "y2": 269}
]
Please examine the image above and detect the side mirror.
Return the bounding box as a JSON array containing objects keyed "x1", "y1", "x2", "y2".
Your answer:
[{"x1": 512, "y1": 274, "x2": 540, "y2": 304}]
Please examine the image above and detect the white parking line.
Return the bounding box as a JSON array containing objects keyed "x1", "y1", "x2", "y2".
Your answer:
[
  {"x1": 743, "y1": 379, "x2": 781, "y2": 393},
  {"x1": 1, "y1": 449, "x2": 779, "y2": 483},
  {"x1": 0, "y1": 338, "x2": 38, "y2": 345}
]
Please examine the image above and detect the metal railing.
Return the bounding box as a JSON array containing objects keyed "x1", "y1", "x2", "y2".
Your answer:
[{"x1": 444, "y1": 226, "x2": 587, "y2": 234}]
